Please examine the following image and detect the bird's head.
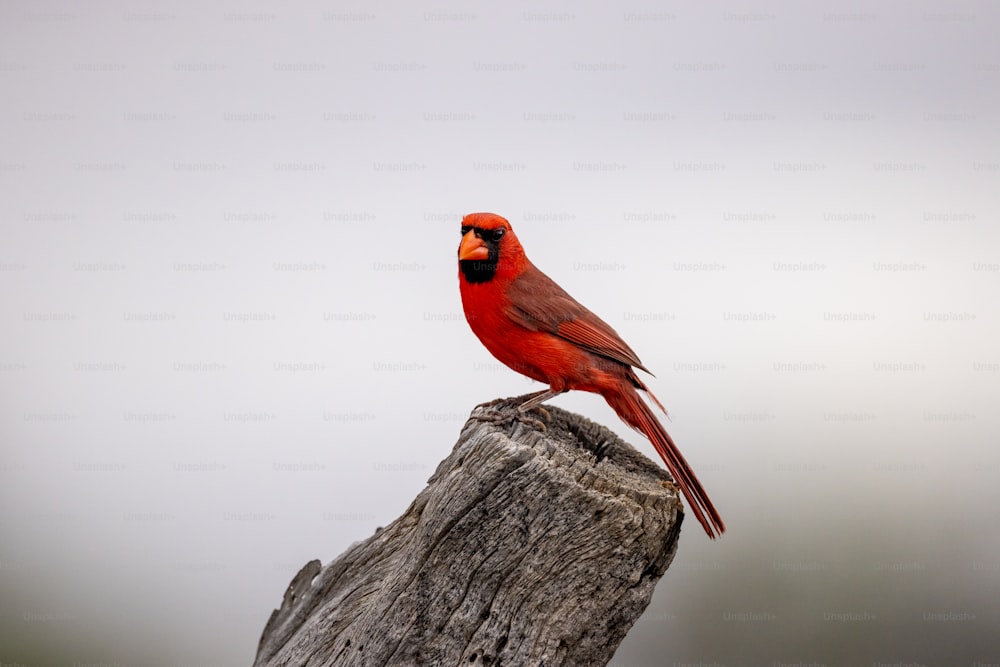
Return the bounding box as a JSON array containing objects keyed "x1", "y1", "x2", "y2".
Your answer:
[{"x1": 458, "y1": 212, "x2": 525, "y2": 283}]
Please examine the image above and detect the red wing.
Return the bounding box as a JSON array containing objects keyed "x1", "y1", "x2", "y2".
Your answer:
[{"x1": 505, "y1": 265, "x2": 652, "y2": 374}]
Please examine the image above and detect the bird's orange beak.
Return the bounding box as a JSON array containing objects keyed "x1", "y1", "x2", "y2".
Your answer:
[{"x1": 458, "y1": 229, "x2": 490, "y2": 261}]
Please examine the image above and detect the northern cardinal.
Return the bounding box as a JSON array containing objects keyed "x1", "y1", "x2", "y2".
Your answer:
[{"x1": 457, "y1": 212, "x2": 725, "y2": 539}]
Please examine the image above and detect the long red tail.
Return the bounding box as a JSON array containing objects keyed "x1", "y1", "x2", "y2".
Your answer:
[{"x1": 603, "y1": 382, "x2": 725, "y2": 539}]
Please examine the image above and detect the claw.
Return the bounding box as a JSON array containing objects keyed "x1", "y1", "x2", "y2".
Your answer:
[{"x1": 528, "y1": 405, "x2": 551, "y2": 423}]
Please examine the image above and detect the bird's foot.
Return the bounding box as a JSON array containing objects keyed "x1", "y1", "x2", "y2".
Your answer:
[
  {"x1": 472, "y1": 405, "x2": 549, "y2": 432},
  {"x1": 473, "y1": 390, "x2": 558, "y2": 431}
]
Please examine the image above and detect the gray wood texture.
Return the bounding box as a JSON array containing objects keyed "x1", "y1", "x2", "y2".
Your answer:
[{"x1": 255, "y1": 397, "x2": 683, "y2": 667}]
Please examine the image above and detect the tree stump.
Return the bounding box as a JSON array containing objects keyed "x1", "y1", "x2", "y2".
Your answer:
[{"x1": 254, "y1": 396, "x2": 684, "y2": 667}]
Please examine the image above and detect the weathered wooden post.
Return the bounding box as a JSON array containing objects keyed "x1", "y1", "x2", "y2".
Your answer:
[{"x1": 255, "y1": 397, "x2": 683, "y2": 667}]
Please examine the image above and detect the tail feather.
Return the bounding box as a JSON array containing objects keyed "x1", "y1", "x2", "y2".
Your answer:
[{"x1": 604, "y1": 384, "x2": 725, "y2": 539}]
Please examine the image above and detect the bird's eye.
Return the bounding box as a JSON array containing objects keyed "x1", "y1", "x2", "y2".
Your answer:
[
  {"x1": 491, "y1": 229, "x2": 505, "y2": 242},
  {"x1": 461, "y1": 226, "x2": 472, "y2": 235}
]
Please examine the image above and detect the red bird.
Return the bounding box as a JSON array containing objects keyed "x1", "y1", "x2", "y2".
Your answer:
[{"x1": 457, "y1": 212, "x2": 725, "y2": 539}]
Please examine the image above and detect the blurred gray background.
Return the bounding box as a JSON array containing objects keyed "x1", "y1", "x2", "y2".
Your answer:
[{"x1": 2, "y1": 1, "x2": 999, "y2": 665}]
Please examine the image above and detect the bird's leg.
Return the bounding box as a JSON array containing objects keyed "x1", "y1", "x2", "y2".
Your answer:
[{"x1": 515, "y1": 389, "x2": 562, "y2": 413}]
